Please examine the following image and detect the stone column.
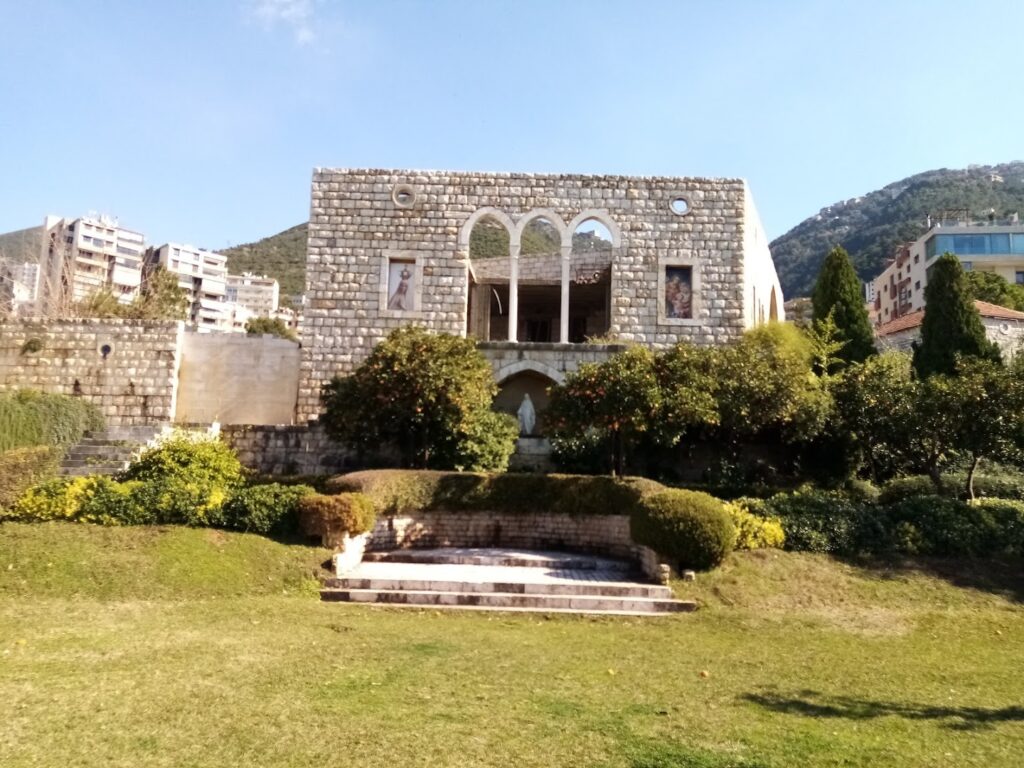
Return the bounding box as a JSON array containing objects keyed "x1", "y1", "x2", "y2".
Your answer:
[
  {"x1": 508, "y1": 243, "x2": 520, "y2": 343},
  {"x1": 559, "y1": 244, "x2": 572, "y2": 343}
]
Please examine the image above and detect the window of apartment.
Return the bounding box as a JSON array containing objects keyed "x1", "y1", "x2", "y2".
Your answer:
[
  {"x1": 962, "y1": 261, "x2": 973, "y2": 271},
  {"x1": 914, "y1": 254, "x2": 920, "y2": 264},
  {"x1": 915, "y1": 281, "x2": 921, "y2": 291},
  {"x1": 1016, "y1": 272, "x2": 1024, "y2": 285}
]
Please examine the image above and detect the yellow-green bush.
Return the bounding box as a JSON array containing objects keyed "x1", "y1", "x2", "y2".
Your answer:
[
  {"x1": 298, "y1": 492, "x2": 376, "y2": 547},
  {"x1": 7, "y1": 476, "x2": 148, "y2": 525},
  {"x1": 725, "y1": 500, "x2": 786, "y2": 550}
]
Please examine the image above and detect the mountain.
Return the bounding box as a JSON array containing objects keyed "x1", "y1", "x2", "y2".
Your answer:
[
  {"x1": 770, "y1": 162, "x2": 1024, "y2": 297},
  {"x1": 221, "y1": 223, "x2": 308, "y2": 299},
  {"x1": 0, "y1": 226, "x2": 43, "y2": 265}
]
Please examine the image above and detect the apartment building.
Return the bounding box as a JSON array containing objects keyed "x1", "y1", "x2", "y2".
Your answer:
[
  {"x1": 36, "y1": 214, "x2": 145, "y2": 314},
  {"x1": 226, "y1": 272, "x2": 279, "y2": 315},
  {"x1": 870, "y1": 214, "x2": 1024, "y2": 325},
  {"x1": 148, "y1": 243, "x2": 229, "y2": 331}
]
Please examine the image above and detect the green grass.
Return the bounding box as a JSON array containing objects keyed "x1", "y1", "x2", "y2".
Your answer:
[{"x1": 1, "y1": 523, "x2": 1022, "y2": 767}]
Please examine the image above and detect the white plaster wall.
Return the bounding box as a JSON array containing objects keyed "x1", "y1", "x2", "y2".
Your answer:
[
  {"x1": 175, "y1": 331, "x2": 300, "y2": 425},
  {"x1": 741, "y1": 183, "x2": 785, "y2": 326}
]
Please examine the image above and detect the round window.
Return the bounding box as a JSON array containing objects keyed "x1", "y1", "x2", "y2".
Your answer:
[
  {"x1": 670, "y1": 196, "x2": 691, "y2": 216},
  {"x1": 392, "y1": 185, "x2": 418, "y2": 209}
]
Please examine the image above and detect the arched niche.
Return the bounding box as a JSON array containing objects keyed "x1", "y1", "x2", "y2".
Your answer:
[{"x1": 493, "y1": 368, "x2": 560, "y2": 437}]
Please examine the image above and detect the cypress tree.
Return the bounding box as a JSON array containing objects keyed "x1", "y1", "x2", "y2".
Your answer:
[
  {"x1": 811, "y1": 246, "x2": 876, "y2": 364},
  {"x1": 913, "y1": 253, "x2": 1001, "y2": 378}
]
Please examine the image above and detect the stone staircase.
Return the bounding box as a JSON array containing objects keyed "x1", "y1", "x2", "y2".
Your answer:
[
  {"x1": 59, "y1": 425, "x2": 169, "y2": 477},
  {"x1": 320, "y1": 548, "x2": 696, "y2": 616}
]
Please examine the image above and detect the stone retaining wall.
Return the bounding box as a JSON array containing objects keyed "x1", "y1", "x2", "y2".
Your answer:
[
  {"x1": 220, "y1": 422, "x2": 354, "y2": 476},
  {"x1": 0, "y1": 318, "x2": 182, "y2": 426},
  {"x1": 366, "y1": 511, "x2": 669, "y2": 584}
]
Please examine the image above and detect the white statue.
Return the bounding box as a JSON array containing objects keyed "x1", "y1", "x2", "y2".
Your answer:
[{"x1": 517, "y1": 393, "x2": 536, "y2": 436}]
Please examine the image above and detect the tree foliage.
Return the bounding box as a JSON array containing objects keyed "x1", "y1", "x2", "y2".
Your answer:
[
  {"x1": 76, "y1": 266, "x2": 189, "y2": 321},
  {"x1": 546, "y1": 345, "x2": 718, "y2": 476},
  {"x1": 963, "y1": 270, "x2": 1024, "y2": 311},
  {"x1": 245, "y1": 316, "x2": 297, "y2": 342},
  {"x1": 811, "y1": 246, "x2": 875, "y2": 364},
  {"x1": 713, "y1": 324, "x2": 831, "y2": 447},
  {"x1": 913, "y1": 253, "x2": 1001, "y2": 377},
  {"x1": 321, "y1": 327, "x2": 517, "y2": 470}
]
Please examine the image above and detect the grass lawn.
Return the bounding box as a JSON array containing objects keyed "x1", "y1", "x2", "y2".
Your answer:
[{"x1": 1, "y1": 522, "x2": 1022, "y2": 767}]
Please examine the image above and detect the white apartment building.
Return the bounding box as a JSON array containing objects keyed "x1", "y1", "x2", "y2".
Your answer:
[
  {"x1": 226, "y1": 272, "x2": 279, "y2": 315},
  {"x1": 37, "y1": 214, "x2": 145, "y2": 314},
  {"x1": 149, "y1": 243, "x2": 229, "y2": 331},
  {"x1": 870, "y1": 214, "x2": 1024, "y2": 326}
]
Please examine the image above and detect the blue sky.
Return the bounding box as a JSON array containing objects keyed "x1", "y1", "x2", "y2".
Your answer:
[{"x1": 2, "y1": 0, "x2": 1023, "y2": 250}]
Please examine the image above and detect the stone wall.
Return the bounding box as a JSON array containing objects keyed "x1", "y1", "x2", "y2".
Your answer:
[
  {"x1": 366, "y1": 511, "x2": 668, "y2": 583},
  {"x1": 300, "y1": 168, "x2": 770, "y2": 419},
  {"x1": 176, "y1": 331, "x2": 300, "y2": 425},
  {"x1": 479, "y1": 341, "x2": 627, "y2": 385},
  {"x1": 220, "y1": 422, "x2": 353, "y2": 476},
  {"x1": 876, "y1": 315, "x2": 1024, "y2": 359},
  {"x1": 0, "y1": 318, "x2": 182, "y2": 426}
]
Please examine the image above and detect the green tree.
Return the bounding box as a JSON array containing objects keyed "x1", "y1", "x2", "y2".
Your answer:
[
  {"x1": 913, "y1": 253, "x2": 1001, "y2": 378},
  {"x1": 915, "y1": 360, "x2": 1024, "y2": 498},
  {"x1": 714, "y1": 324, "x2": 831, "y2": 449},
  {"x1": 546, "y1": 347, "x2": 663, "y2": 477},
  {"x1": 811, "y1": 245, "x2": 876, "y2": 364},
  {"x1": 76, "y1": 266, "x2": 190, "y2": 321},
  {"x1": 320, "y1": 327, "x2": 516, "y2": 470},
  {"x1": 963, "y1": 270, "x2": 1024, "y2": 312},
  {"x1": 245, "y1": 316, "x2": 298, "y2": 342},
  {"x1": 833, "y1": 352, "x2": 919, "y2": 482}
]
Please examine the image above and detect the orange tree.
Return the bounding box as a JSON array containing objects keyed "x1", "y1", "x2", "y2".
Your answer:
[{"x1": 320, "y1": 327, "x2": 517, "y2": 470}]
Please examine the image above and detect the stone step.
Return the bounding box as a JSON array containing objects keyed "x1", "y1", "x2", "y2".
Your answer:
[
  {"x1": 362, "y1": 548, "x2": 634, "y2": 572},
  {"x1": 320, "y1": 588, "x2": 696, "y2": 615},
  {"x1": 323, "y1": 576, "x2": 672, "y2": 599},
  {"x1": 64, "y1": 444, "x2": 135, "y2": 456},
  {"x1": 59, "y1": 465, "x2": 127, "y2": 477}
]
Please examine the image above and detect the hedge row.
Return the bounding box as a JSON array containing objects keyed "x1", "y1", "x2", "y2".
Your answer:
[
  {"x1": 0, "y1": 390, "x2": 103, "y2": 452},
  {"x1": 0, "y1": 446, "x2": 60, "y2": 511},
  {"x1": 739, "y1": 490, "x2": 1024, "y2": 557},
  {"x1": 329, "y1": 470, "x2": 780, "y2": 570}
]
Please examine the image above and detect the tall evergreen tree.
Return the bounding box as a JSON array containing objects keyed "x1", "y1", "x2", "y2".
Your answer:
[
  {"x1": 913, "y1": 253, "x2": 1001, "y2": 378},
  {"x1": 811, "y1": 246, "x2": 876, "y2": 364}
]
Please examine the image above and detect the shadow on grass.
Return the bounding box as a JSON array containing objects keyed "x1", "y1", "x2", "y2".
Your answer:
[
  {"x1": 841, "y1": 554, "x2": 1024, "y2": 603},
  {"x1": 743, "y1": 690, "x2": 1024, "y2": 731}
]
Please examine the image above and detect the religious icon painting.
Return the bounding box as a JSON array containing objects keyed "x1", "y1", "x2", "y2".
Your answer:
[{"x1": 664, "y1": 265, "x2": 693, "y2": 319}]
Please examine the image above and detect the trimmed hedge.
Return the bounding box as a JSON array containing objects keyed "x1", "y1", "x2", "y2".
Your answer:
[
  {"x1": 220, "y1": 483, "x2": 315, "y2": 536},
  {"x1": 879, "y1": 473, "x2": 1024, "y2": 504},
  {"x1": 631, "y1": 489, "x2": 735, "y2": 570},
  {"x1": 326, "y1": 469, "x2": 663, "y2": 518},
  {"x1": 0, "y1": 390, "x2": 103, "y2": 452},
  {"x1": 298, "y1": 492, "x2": 376, "y2": 547}
]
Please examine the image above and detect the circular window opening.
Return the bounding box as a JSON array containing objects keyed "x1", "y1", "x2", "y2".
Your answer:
[
  {"x1": 670, "y1": 196, "x2": 691, "y2": 216},
  {"x1": 100, "y1": 344, "x2": 113, "y2": 359},
  {"x1": 392, "y1": 185, "x2": 418, "y2": 209}
]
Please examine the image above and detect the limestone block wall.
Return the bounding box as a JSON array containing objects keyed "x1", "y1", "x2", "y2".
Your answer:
[
  {"x1": 478, "y1": 341, "x2": 627, "y2": 385},
  {"x1": 220, "y1": 422, "x2": 353, "y2": 476},
  {"x1": 176, "y1": 331, "x2": 300, "y2": 425},
  {"x1": 366, "y1": 511, "x2": 669, "y2": 583},
  {"x1": 0, "y1": 318, "x2": 182, "y2": 426},
  {"x1": 300, "y1": 168, "x2": 760, "y2": 419},
  {"x1": 472, "y1": 250, "x2": 613, "y2": 284}
]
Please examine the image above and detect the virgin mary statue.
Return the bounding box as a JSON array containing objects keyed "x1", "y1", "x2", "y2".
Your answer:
[{"x1": 517, "y1": 394, "x2": 536, "y2": 436}]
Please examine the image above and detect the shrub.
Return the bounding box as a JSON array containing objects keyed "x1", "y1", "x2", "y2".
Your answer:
[
  {"x1": 7, "y1": 477, "x2": 78, "y2": 522},
  {"x1": 451, "y1": 410, "x2": 519, "y2": 472},
  {"x1": 972, "y1": 499, "x2": 1024, "y2": 554},
  {"x1": 120, "y1": 432, "x2": 244, "y2": 524},
  {"x1": 75, "y1": 477, "x2": 150, "y2": 525},
  {"x1": 0, "y1": 390, "x2": 103, "y2": 451},
  {"x1": 220, "y1": 483, "x2": 315, "y2": 536},
  {"x1": 760, "y1": 489, "x2": 878, "y2": 554},
  {"x1": 631, "y1": 489, "x2": 735, "y2": 570},
  {"x1": 298, "y1": 493, "x2": 376, "y2": 547},
  {"x1": 882, "y1": 496, "x2": 1004, "y2": 557},
  {"x1": 725, "y1": 500, "x2": 785, "y2": 550},
  {"x1": 0, "y1": 446, "x2": 60, "y2": 511},
  {"x1": 878, "y1": 475, "x2": 944, "y2": 504},
  {"x1": 327, "y1": 469, "x2": 663, "y2": 518}
]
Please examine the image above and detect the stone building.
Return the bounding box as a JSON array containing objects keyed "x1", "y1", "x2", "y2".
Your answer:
[{"x1": 298, "y1": 168, "x2": 785, "y2": 423}]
